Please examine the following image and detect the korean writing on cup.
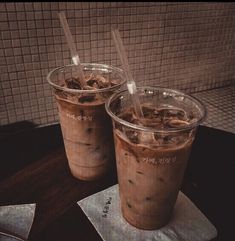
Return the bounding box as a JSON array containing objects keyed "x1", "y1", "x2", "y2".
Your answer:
[
  {"x1": 66, "y1": 113, "x2": 93, "y2": 121},
  {"x1": 142, "y1": 156, "x2": 177, "y2": 165}
]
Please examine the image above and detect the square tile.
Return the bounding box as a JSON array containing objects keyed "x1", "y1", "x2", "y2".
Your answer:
[{"x1": 0, "y1": 2, "x2": 235, "y2": 127}]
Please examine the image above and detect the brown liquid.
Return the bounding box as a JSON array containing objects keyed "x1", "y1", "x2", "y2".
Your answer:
[
  {"x1": 114, "y1": 106, "x2": 195, "y2": 229},
  {"x1": 54, "y1": 74, "x2": 116, "y2": 181}
]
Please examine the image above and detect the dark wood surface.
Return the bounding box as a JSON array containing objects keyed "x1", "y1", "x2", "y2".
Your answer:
[{"x1": 0, "y1": 124, "x2": 234, "y2": 241}]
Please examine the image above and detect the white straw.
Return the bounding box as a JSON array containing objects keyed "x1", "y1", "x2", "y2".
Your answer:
[
  {"x1": 58, "y1": 12, "x2": 86, "y2": 87},
  {"x1": 112, "y1": 29, "x2": 144, "y2": 118}
]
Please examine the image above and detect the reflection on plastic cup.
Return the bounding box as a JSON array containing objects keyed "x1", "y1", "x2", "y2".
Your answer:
[
  {"x1": 106, "y1": 86, "x2": 206, "y2": 229},
  {"x1": 47, "y1": 63, "x2": 125, "y2": 181}
]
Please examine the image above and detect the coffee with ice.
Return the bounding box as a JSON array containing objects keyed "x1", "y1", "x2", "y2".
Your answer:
[
  {"x1": 106, "y1": 86, "x2": 206, "y2": 229},
  {"x1": 47, "y1": 63, "x2": 125, "y2": 181}
]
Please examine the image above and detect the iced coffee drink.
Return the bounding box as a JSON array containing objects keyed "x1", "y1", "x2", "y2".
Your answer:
[
  {"x1": 47, "y1": 63, "x2": 125, "y2": 181},
  {"x1": 106, "y1": 86, "x2": 206, "y2": 229}
]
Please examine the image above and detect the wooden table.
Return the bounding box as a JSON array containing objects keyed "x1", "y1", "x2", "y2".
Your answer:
[{"x1": 0, "y1": 124, "x2": 234, "y2": 241}]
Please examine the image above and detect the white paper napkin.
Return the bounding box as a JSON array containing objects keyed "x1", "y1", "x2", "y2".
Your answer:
[
  {"x1": 78, "y1": 185, "x2": 217, "y2": 241},
  {"x1": 0, "y1": 203, "x2": 36, "y2": 241}
]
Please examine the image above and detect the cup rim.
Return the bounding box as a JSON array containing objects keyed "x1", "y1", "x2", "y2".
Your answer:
[
  {"x1": 47, "y1": 63, "x2": 126, "y2": 94},
  {"x1": 105, "y1": 86, "x2": 207, "y2": 133}
]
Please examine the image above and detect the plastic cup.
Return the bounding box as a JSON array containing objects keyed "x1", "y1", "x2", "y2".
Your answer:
[
  {"x1": 47, "y1": 63, "x2": 125, "y2": 181},
  {"x1": 105, "y1": 86, "x2": 206, "y2": 229}
]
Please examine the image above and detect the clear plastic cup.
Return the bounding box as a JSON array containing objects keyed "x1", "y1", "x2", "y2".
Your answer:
[
  {"x1": 47, "y1": 63, "x2": 125, "y2": 181},
  {"x1": 105, "y1": 86, "x2": 206, "y2": 229}
]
